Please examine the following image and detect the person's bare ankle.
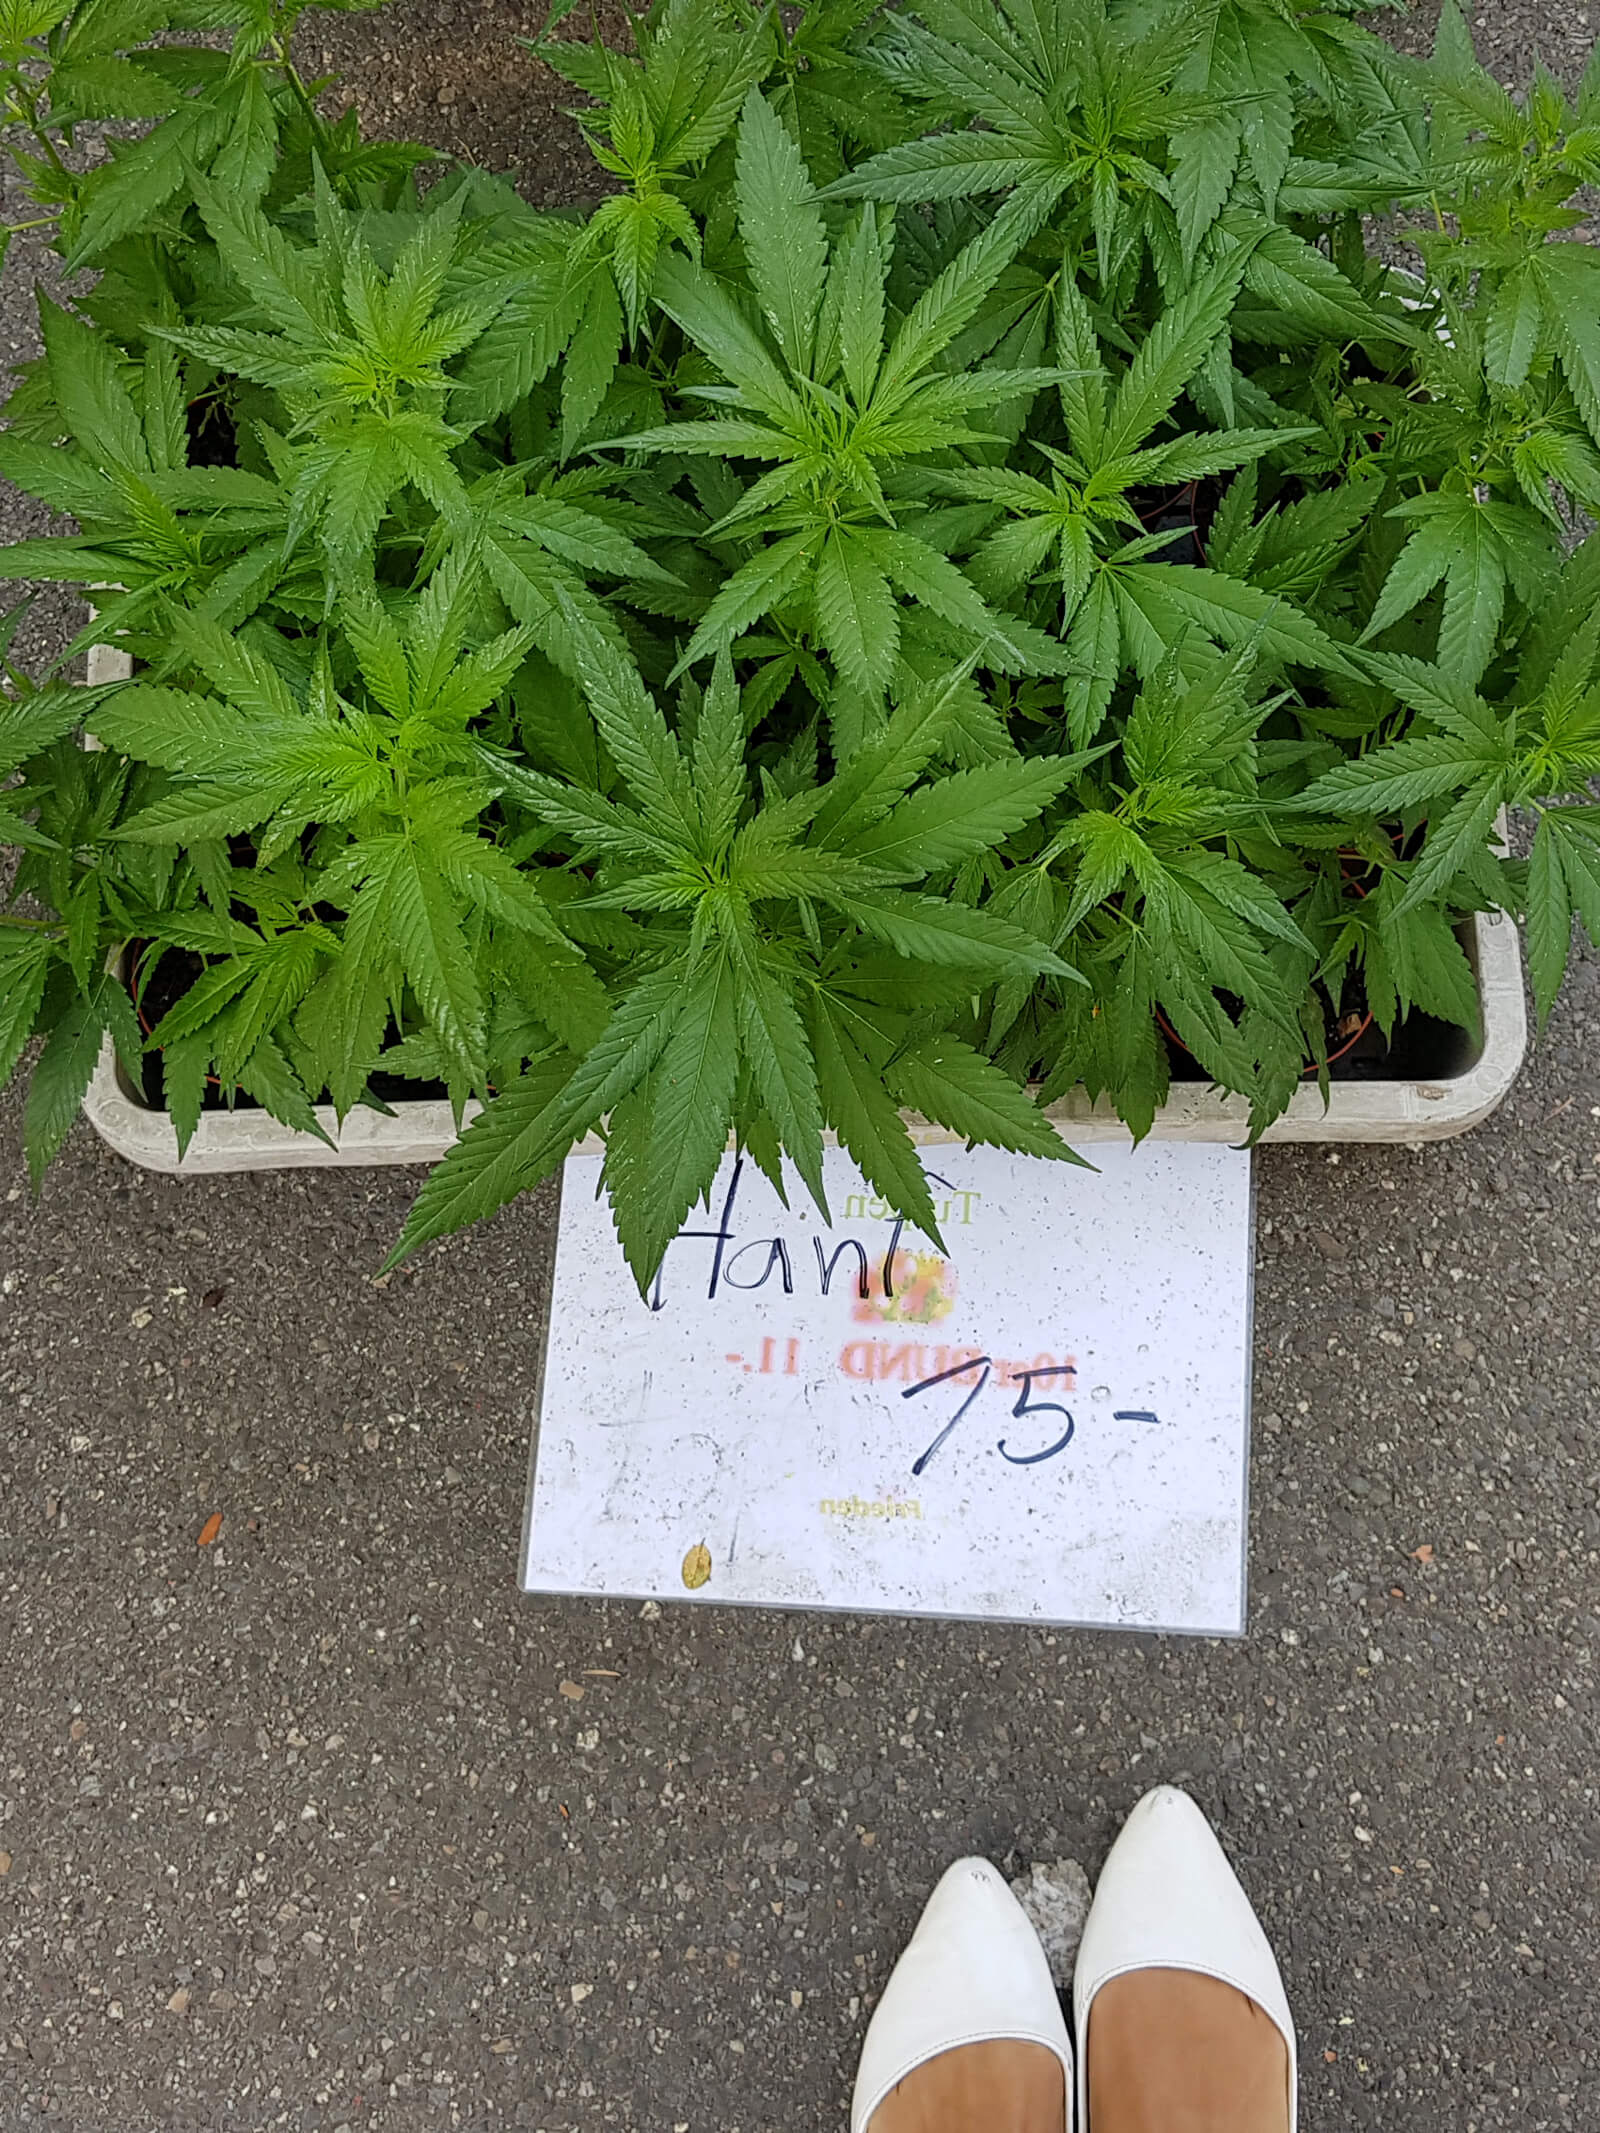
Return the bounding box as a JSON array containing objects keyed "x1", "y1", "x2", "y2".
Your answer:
[{"x1": 870, "y1": 2038, "x2": 1066, "y2": 2133}]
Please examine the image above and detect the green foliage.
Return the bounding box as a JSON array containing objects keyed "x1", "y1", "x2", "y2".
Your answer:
[{"x1": 3, "y1": 0, "x2": 1600, "y2": 1284}]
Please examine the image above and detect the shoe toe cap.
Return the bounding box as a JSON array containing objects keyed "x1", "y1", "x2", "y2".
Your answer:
[
  {"x1": 852, "y1": 1860, "x2": 1071, "y2": 2133},
  {"x1": 1075, "y1": 1787, "x2": 1292, "y2": 2031}
]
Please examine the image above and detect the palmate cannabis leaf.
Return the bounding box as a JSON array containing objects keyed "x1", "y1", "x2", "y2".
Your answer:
[
  {"x1": 824, "y1": 0, "x2": 1206, "y2": 289},
  {"x1": 0, "y1": 0, "x2": 417, "y2": 268},
  {"x1": 447, "y1": 213, "x2": 620, "y2": 457},
  {"x1": 931, "y1": 251, "x2": 1353, "y2": 743},
  {"x1": 755, "y1": 0, "x2": 911, "y2": 185},
  {"x1": 1162, "y1": 0, "x2": 1427, "y2": 249},
  {"x1": 1417, "y1": 5, "x2": 1600, "y2": 460},
  {"x1": 497, "y1": 0, "x2": 769, "y2": 446},
  {"x1": 608, "y1": 90, "x2": 1072, "y2": 720},
  {"x1": 395, "y1": 606, "x2": 1086, "y2": 1290},
  {"x1": 532, "y1": 0, "x2": 764, "y2": 211},
  {"x1": 158, "y1": 171, "x2": 511, "y2": 578},
  {"x1": 437, "y1": 462, "x2": 681, "y2": 684},
  {"x1": 8, "y1": 0, "x2": 1600, "y2": 1268},
  {"x1": 1360, "y1": 487, "x2": 1559, "y2": 686},
  {"x1": 0, "y1": 693, "x2": 149, "y2": 1181},
  {"x1": 90, "y1": 553, "x2": 603, "y2": 1126},
  {"x1": 1301, "y1": 538, "x2": 1600, "y2": 1026},
  {"x1": 0, "y1": 299, "x2": 294, "y2": 661},
  {"x1": 1028, "y1": 644, "x2": 1317, "y2": 1120}
]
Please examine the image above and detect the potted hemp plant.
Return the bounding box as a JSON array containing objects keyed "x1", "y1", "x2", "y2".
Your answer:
[{"x1": 0, "y1": 0, "x2": 1597, "y2": 1287}]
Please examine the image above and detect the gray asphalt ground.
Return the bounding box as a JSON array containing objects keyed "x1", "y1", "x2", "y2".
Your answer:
[{"x1": 2, "y1": 3, "x2": 1599, "y2": 2128}]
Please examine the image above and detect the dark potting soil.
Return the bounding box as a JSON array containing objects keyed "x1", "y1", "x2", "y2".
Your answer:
[
  {"x1": 127, "y1": 946, "x2": 451, "y2": 1114},
  {"x1": 1158, "y1": 949, "x2": 1479, "y2": 1087},
  {"x1": 1127, "y1": 476, "x2": 1214, "y2": 567},
  {"x1": 1159, "y1": 1002, "x2": 1476, "y2": 1084},
  {"x1": 186, "y1": 392, "x2": 240, "y2": 470},
  {"x1": 123, "y1": 942, "x2": 1483, "y2": 1126}
]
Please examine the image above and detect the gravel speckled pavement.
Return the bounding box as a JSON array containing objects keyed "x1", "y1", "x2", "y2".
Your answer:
[{"x1": 2, "y1": 3, "x2": 1598, "y2": 2128}]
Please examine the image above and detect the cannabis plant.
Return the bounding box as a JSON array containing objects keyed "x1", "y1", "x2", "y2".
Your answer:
[{"x1": 2, "y1": 0, "x2": 1600, "y2": 1285}]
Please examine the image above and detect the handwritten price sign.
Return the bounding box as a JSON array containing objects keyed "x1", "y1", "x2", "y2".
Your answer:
[{"x1": 522, "y1": 1141, "x2": 1253, "y2": 1635}]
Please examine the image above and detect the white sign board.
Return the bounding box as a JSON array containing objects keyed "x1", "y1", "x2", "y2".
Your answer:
[{"x1": 522, "y1": 1142, "x2": 1254, "y2": 1635}]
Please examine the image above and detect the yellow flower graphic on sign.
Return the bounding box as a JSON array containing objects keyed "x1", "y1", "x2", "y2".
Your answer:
[{"x1": 852, "y1": 1251, "x2": 956, "y2": 1326}]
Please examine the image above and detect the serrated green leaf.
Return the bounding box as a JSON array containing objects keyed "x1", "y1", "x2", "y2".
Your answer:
[
  {"x1": 1171, "y1": 114, "x2": 1241, "y2": 267},
  {"x1": 608, "y1": 947, "x2": 739, "y2": 1292},
  {"x1": 389, "y1": 1051, "x2": 579, "y2": 1263},
  {"x1": 384, "y1": 837, "x2": 487, "y2": 1077},
  {"x1": 691, "y1": 650, "x2": 746, "y2": 853},
  {"x1": 888, "y1": 1035, "x2": 1084, "y2": 1166},
  {"x1": 554, "y1": 594, "x2": 699, "y2": 849},
  {"x1": 673, "y1": 532, "x2": 814, "y2": 674},
  {"x1": 1063, "y1": 572, "x2": 1120, "y2": 747},
  {"x1": 831, "y1": 886, "x2": 1069, "y2": 977},
  {"x1": 1435, "y1": 506, "x2": 1507, "y2": 684},
  {"x1": 213, "y1": 63, "x2": 277, "y2": 200},
  {"x1": 23, "y1": 975, "x2": 110, "y2": 1184},
  {"x1": 1394, "y1": 777, "x2": 1506, "y2": 916},
  {"x1": 1103, "y1": 252, "x2": 1247, "y2": 460},
  {"x1": 814, "y1": 529, "x2": 898, "y2": 700},
  {"x1": 1373, "y1": 891, "x2": 1484, "y2": 1038},
  {"x1": 1299, "y1": 730, "x2": 1501, "y2": 814},
  {"x1": 841, "y1": 755, "x2": 1074, "y2": 878},
  {"x1": 878, "y1": 176, "x2": 1065, "y2": 398},
  {"x1": 836, "y1": 204, "x2": 887, "y2": 407},
  {"x1": 71, "y1": 98, "x2": 226, "y2": 263},
  {"x1": 1116, "y1": 562, "x2": 1353, "y2": 678},
  {"x1": 808, "y1": 992, "x2": 942, "y2": 1244},
  {"x1": 811, "y1": 668, "x2": 966, "y2": 841},
  {"x1": 1237, "y1": 218, "x2": 1411, "y2": 346},
  {"x1": 1534, "y1": 246, "x2": 1600, "y2": 450},
  {"x1": 819, "y1": 129, "x2": 1035, "y2": 203},
  {"x1": 560, "y1": 270, "x2": 623, "y2": 459},
  {"x1": 1484, "y1": 260, "x2": 1542, "y2": 390},
  {"x1": 0, "y1": 934, "x2": 51, "y2": 1088},
  {"x1": 649, "y1": 250, "x2": 793, "y2": 414},
  {"x1": 1363, "y1": 518, "x2": 1452, "y2": 641},
  {"x1": 234, "y1": 1032, "x2": 333, "y2": 1145},
  {"x1": 159, "y1": 1029, "x2": 210, "y2": 1156},
  {"x1": 0, "y1": 688, "x2": 82, "y2": 777},
  {"x1": 734, "y1": 961, "x2": 826, "y2": 1211},
  {"x1": 1527, "y1": 807, "x2": 1600, "y2": 1026},
  {"x1": 39, "y1": 296, "x2": 147, "y2": 471},
  {"x1": 735, "y1": 88, "x2": 827, "y2": 374}
]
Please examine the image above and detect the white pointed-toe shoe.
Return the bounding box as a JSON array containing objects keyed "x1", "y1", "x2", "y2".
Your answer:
[
  {"x1": 852, "y1": 1857, "x2": 1073, "y2": 2133},
  {"x1": 1073, "y1": 1786, "x2": 1296, "y2": 2132}
]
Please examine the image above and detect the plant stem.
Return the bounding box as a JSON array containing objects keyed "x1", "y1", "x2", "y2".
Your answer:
[
  {"x1": 270, "y1": 42, "x2": 330, "y2": 157},
  {"x1": 6, "y1": 81, "x2": 69, "y2": 175}
]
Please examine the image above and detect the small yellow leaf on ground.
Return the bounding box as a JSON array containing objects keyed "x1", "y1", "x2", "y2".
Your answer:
[
  {"x1": 682, "y1": 1542, "x2": 712, "y2": 1590},
  {"x1": 197, "y1": 1512, "x2": 223, "y2": 1548},
  {"x1": 1409, "y1": 1543, "x2": 1435, "y2": 1563},
  {"x1": 558, "y1": 1679, "x2": 584, "y2": 1701}
]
